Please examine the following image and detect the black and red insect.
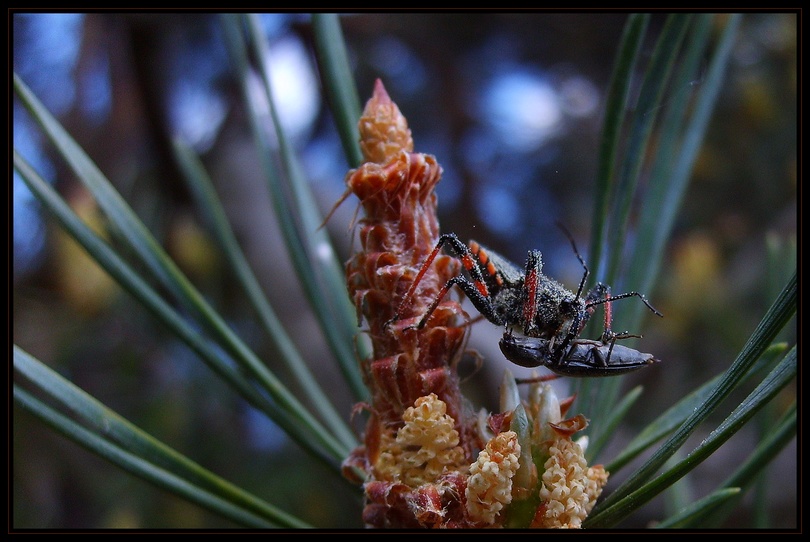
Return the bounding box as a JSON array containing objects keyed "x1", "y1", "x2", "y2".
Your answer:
[{"x1": 388, "y1": 226, "x2": 662, "y2": 376}]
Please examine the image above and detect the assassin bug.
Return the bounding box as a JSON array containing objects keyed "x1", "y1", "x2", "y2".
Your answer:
[{"x1": 388, "y1": 225, "x2": 662, "y2": 375}]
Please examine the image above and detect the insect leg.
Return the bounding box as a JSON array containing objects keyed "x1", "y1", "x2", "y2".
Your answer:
[
  {"x1": 414, "y1": 274, "x2": 498, "y2": 329},
  {"x1": 388, "y1": 233, "x2": 494, "y2": 329},
  {"x1": 521, "y1": 250, "x2": 543, "y2": 335},
  {"x1": 586, "y1": 289, "x2": 663, "y2": 318}
]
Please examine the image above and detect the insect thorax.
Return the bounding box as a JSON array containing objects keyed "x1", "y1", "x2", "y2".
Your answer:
[
  {"x1": 490, "y1": 286, "x2": 524, "y2": 326},
  {"x1": 531, "y1": 278, "x2": 587, "y2": 338}
]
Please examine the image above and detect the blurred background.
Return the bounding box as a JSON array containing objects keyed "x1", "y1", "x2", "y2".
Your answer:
[{"x1": 12, "y1": 12, "x2": 796, "y2": 529}]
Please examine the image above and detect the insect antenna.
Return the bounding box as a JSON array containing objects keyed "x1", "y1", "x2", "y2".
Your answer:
[{"x1": 554, "y1": 221, "x2": 589, "y2": 300}]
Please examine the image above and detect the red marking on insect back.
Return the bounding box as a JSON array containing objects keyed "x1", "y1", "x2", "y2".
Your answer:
[
  {"x1": 471, "y1": 243, "x2": 503, "y2": 287},
  {"x1": 462, "y1": 254, "x2": 476, "y2": 272}
]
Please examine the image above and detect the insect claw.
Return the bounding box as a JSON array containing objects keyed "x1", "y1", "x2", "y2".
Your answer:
[{"x1": 385, "y1": 315, "x2": 423, "y2": 333}]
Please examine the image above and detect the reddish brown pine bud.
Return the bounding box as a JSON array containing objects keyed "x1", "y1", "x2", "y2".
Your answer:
[{"x1": 340, "y1": 80, "x2": 483, "y2": 528}]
